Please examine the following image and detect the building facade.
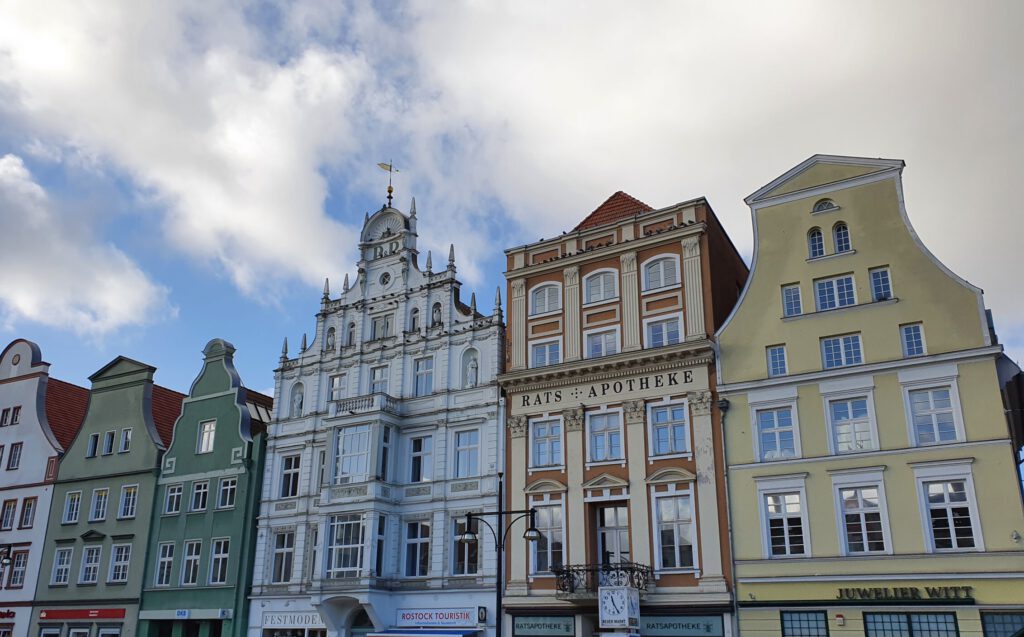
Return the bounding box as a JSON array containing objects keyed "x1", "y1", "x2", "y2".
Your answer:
[
  {"x1": 248, "y1": 199, "x2": 504, "y2": 637},
  {"x1": 716, "y1": 155, "x2": 1024, "y2": 636},
  {"x1": 498, "y1": 192, "x2": 748, "y2": 637},
  {"x1": 0, "y1": 340, "x2": 87, "y2": 637},
  {"x1": 139, "y1": 339, "x2": 272, "y2": 637},
  {"x1": 30, "y1": 357, "x2": 184, "y2": 637}
]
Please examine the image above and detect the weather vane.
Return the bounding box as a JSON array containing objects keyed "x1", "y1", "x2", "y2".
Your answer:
[{"x1": 377, "y1": 161, "x2": 399, "y2": 207}]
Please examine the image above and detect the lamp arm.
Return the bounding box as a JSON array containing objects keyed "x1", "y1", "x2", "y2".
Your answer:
[
  {"x1": 466, "y1": 513, "x2": 499, "y2": 545},
  {"x1": 499, "y1": 509, "x2": 538, "y2": 547}
]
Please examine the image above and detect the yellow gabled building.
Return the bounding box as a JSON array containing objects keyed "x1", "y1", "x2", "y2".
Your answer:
[{"x1": 715, "y1": 155, "x2": 1024, "y2": 637}]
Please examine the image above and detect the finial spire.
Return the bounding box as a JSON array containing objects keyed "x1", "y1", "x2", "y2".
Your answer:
[
  {"x1": 281, "y1": 337, "x2": 288, "y2": 360},
  {"x1": 410, "y1": 197, "x2": 417, "y2": 217},
  {"x1": 377, "y1": 161, "x2": 399, "y2": 207},
  {"x1": 301, "y1": 333, "x2": 307, "y2": 351},
  {"x1": 343, "y1": 273, "x2": 350, "y2": 292},
  {"x1": 448, "y1": 244, "x2": 455, "y2": 267},
  {"x1": 495, "y1": 286, "x2": 502, "y2": 308},
  {"x1": 426, "y1": 250, "x2": 433, "y2": 272},
  {"x1": 470, "y1": 292, "x2": 477, "y2": 313},
  {"x1": 323, "y1": 277, "x2": 330, "y2": 300}
]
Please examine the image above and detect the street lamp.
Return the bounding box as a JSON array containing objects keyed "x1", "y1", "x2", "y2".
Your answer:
[{"x1": 0, "y1": 545, "x2": 12, "y2": 568}]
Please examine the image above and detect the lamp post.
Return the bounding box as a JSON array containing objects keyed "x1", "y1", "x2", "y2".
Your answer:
[
  {"x1": 458, "y1": 473, "x2": 540, "y2": 637},
  {"x1": 0, "y1": 544, "x2": 11, "y2": 568}
]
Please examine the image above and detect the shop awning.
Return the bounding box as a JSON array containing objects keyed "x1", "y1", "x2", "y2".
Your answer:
[{"x1": 368, "y1": 630, "x2": 479, "y2": 637}]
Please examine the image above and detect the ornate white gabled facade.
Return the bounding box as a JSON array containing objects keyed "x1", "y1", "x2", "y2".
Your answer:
[{"x1": 249, "y1": 201, "x2": 505, "y2": 637}]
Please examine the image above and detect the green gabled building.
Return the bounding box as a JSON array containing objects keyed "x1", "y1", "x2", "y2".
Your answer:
[{"x1": 138, "y1": 339, "x2": 272, "y2": 637}]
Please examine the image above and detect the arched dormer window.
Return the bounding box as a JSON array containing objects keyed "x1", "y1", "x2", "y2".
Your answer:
[
  {"x1": 290, "y1": 383, "x2": 304, "y2": 418},
  {"x1": 584, "y1": 270, "x2": 618, "y2": 304},
  {"x1": 808, "y1": 228, "x2": 824, "y2": 259},
  {"x1": 325, "y1": 327, "x2": 336, "y2": 351},
  {"x1": 410, "y1": 307, "x2": 420, "y2": 332},
  {"x1": 346, "y1": 322, "x2": 356, "y2": 347},
  {"x1": 642, "y1": 255, "x2": 679, "y2": 291},
  {"x1": 529, "y1": 283, "x2": 562, "y2": 315},
  {"x1": 812, "y1": 198, "x2": 837, "y2": 213},
  {"x1": 833, "y1": 222, "x2": 851, "y2": 253}
]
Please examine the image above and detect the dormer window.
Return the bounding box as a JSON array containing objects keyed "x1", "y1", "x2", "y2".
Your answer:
[
  {"x1": 529, "y1": 284, "x2": 561, "y2": 315},
  {"x1": 812, "y1": 198, "x2": 837, "y2": 213},
  {"x1": 808, "y1": 228, "x2": 824, "y2": 259},
  {"x1": 834, "y1": 223, "x2": 852, "y2": 253}
]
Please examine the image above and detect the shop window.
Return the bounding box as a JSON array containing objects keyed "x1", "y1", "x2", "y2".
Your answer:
[
  {"x1": 981, "y1": 614, "x2": 1024, "y2": 637},
  {"x1": 864, "y1": 613, "x2": 957, "y2": 637},
  {"x1": 781, "y1": 611, "x2": 828, "y2": 637}
]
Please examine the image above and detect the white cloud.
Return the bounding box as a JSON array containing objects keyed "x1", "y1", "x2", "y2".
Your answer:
[{"x1": 0, "y1": 154, "x2": 171, "y2": 335}]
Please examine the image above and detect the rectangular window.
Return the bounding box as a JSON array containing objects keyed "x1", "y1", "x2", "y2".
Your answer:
[
  {"x1": 870, "y1": 267, "x2": 893, "y2": 301},
  {"x1": 650, "y1": 404, "x2": 688, "y2": 456},
  {"x1": 646, "y1": 317, "x2": 681, "y2": 348},
  {"x1": 0, "y1": 500, "x2": 15, "y2": 530},
  {"x1": 209, "y1": 538, "x2": 230, "y2": 585},
  {"x1": 0, "y1": 409, "x2": 6, "y2": 426},
  {"x1": 910, "y1": 387, "x2": 958, "y2": 444},
  {"x1": 902, "y1": 323, "x2": 925, "y2": 357},
  {"x1": 280, "y1": 455, "x2": 301, "y2": 497},
  {"x1": 781, "y1": 611, "x2": 828, "y2": 637},
  {"x1": 155, "y1": 543, "x2": 174, "y2": 587},
  {"x1": 532, "y1": 505, "x2": 563, "y2": 573},
  {"x1": 316, "y1": 449, "x2": 327, "y2": 490},
  {"x1": 329, "y1": 374, "x2": 346, "y2": 401},
  {"x1": 79, "y1": 545, "x2": 102, "y2": 584},
  {"x1": 102, "y1": 431, "x2": 115, "y2": 455},
  {"x1": 308, "y1": 524, "x2": 319, "y2": 580},
  {"x1": 370, "y1": 366, "x2": 389, "y2": 394},
  {"x1": 52, "y1": 547, "x2": 73, "y2": 585},
  {"x1": 530, "y1": 340, "x2": 560, "y2": 367},
  {"x1": 374, "y1": 515, "x2": 387, "y2": 577},
  {"x1": 90, "y1": 488, "x2": 108, "y2": 521},
  {"x1": 371, "y1": 314, "x2": 393, "y2": 339},
  {"x1": 531, "y1": 419, "x2": 562, "y2": 467},
  {"x1": 118, "y1": 485, "x2": 138, "y2": 519},
  {"x1": 6, "y1": 443, "x2": 21, "y2": 470},
  {"x1": 380, "y1": 426, "x2": 392, "y2": 481},
  {"x1": 644, "y1": 257, "x2": 679, "y2": 290},
  {"x1": 63, "y1": 491, "x2": 81, "y2": 523},
  {"x1": 6, "y1": 551, "x2": 27, "y2": 588},
  {"x1": 815, "y1": 275, "x2": 856, "y2": 311},
  {"x1": 335, "y1": 425, "x2": 370, "y2": 484},
  {"x1": 926, "y1": 480, "x2": 976, "y2": 550},
  {"x1": 404, "y1": 521, "x2": 431, "y2": 576},
  {"x1": 119, "y1": 428, "x2": 132, "y2": 453},
  {"x1": 767, "y1": 345, "x2": 788, "y2": 377},
  {"x1": 821, "y1": 334, "x2": 862, "y2": 368},
  {"x1": 454, "y1": 430, "x2": 479, "y2": 478},
  {"x1": 588, "y1": 412, "x2": 623, "y2": 462},
  {"x1": 452, "y1": 517, "x2": 479, "y2": 575},
  {"x1": 410, "y1": 436, "x2": 432, "y2": 483},
  {"x1": 782, "y1": 285, "x2": 802, "y2": 317},
  {"x1": 828, "y1": 397, "x2": 874, "y2": 453},
  {"x1": 218, "y1": 477, "x2": 237, "y2": 508},
  {"x1": 766, "y1": 492, "x2": 806, "y2": 556},
  {"x1": 656, "y1": 495, "x2": 694, "y2": 569},
  {"x1": 414, "y1": 357, "x2": 434, "y2": 397},
  {"x1": 327, "y1": 514, "x2": 364, "y2": 579},
  {"x1": 840, "y1": 486, "x2": 886, "y2": 554},
  {"x1": 197, "y1": 420, "x2": 216, "y2": 454},
  {"x1": 586, "y1": 329, "x2": 619, "y2": 358},
  {"x1": 272, "y1": 532, "x2": 294, "y2": 583},
  {"x1": 87, "y1": 433, "x2": 99, "y2": 458},
  {"x1": 182, "y1": 540, "x2": 202, "y2": 585},
  {"x1": 864, "y1": 613, "x2": 958, "y2": 637},
  {"x1": 108, "y1": 544, "x2": 131, "y2": 583},
  {"x1": 981, "y1": 614, "x2": 1024, "y2": 637},
  {"x1": 10, "y1": 406, "x2": 19, "y2": 425},
  {"x1": 165, "y1": 484, "x2": 183, "y2": 514},
  {"x1": 190, "y1": 481, "x2": 209, "y2": 512},
  {"x1": 757, "y1": 407, "x2": 796, "y2": 461}
]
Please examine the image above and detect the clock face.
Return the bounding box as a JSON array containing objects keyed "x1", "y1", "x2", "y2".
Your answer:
[{"x1": 600, "y1": 589, "x2": 626, "y2": 615}]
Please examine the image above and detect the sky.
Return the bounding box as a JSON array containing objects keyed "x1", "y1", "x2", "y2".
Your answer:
[{"x1": 0, "y1": 1, "x2": 1022, "y2": 397}]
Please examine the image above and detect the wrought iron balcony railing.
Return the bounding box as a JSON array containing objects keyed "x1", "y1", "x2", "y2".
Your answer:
[
  {"x1": 332, "y1": 392, "x2": 400, "y2": 416},
  {"x1": 551, "y1": 562, "x2": 652, "y2": 598}
]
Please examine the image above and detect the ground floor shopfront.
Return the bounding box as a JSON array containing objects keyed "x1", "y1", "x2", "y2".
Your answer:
[
  {"x1": 504, "y1": 607, "x2": 734, "y2": 637},
  {"x1": 30, "y1": 604, "x2": 138, "y2": 637},
  {"x1": 0, "y1": 604, "x2": 30, "y2": 637},
  {"x1": 138, "y1": 609, "x2": 238, "y2": 637}
]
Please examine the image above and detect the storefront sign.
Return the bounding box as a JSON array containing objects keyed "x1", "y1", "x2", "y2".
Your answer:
[
  {"x1": 835, "y1": 586, "x2": 974, "y2": 601},
  {"x1": 262, "y1": 612, "x2": 326, "y2": 628},
  {"x1": 397, "y1": 608, "x2": 477, "y2": 627},
  {"x1": 514, "y1": 369, "x2": 696, "y2": 413},
  {"x1": 0, "y1": 611, "x2": 15, "y2": 619},
  {"x1": 39, "y1": 609, "x2": 126, "y2": 620},
  {"x1": 175, "y1": 610, "x2": 191, "y2": 619},
  {"x1": 640, "y1": 616, "x2": 724, "y2": 637},
  {"x1": 513, "y1": 617, "x2": 575, "y2": 636}
]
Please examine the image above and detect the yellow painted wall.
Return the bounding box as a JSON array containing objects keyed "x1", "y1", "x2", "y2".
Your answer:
[{"x1": 762, "y1": 163, "x2": 884, "y2": 198}]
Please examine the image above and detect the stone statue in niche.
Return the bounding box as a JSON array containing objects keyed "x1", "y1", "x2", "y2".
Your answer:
[
  {"x1": 432, "y1": 303, "x2": 442, "y2": 326},
  {"x1": 291, "y1": 385, "x2": 304, "y2": 418},
  {"x1": 325, "y1": 327, "x2": 336, "y2": 350},
  {"x1": 467, "y1": 359, "x2": 478, "y2": 387}
]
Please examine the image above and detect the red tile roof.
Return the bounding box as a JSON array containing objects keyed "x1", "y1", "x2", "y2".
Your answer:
[
  {"x1": 152, "y1": 385, "x2": 186, "y2": 447},
  {"x1": 573, "y1": 191, "x2": 654, "y2": 231},
  {"x1": 44, "y1": 378, "x2": 89, "y2": 450}
]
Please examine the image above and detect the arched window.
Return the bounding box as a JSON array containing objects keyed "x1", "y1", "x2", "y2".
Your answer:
[
  {"x1": 813, "y1": 198, "x2": 836, "y2": 213},
  {"x1": 833, "y1": 222, "x2": 851, "y2": 253},
  {"x1": 808, "y1": 228, "x2": 824, "y2": 259},
  {"x1": 290, "y1": 383, "x2": 304, "y2": 418},
  {"x1": 325, "y1": 327, "x2": 336, "y2": 351},
  {"x1": 584, "y1": 270, "x2": 618, "y2": 304},
  {"x1": 462, "y1": 348, "x2": 480, "y2": 388},
  {"x1": 410, "y1": 307, "x2": 420, "y2": 332},
  {"x1": 529, "y1": 284, "x2": 561, "y2": 315},
  {"x1": 346, "y1": 322, "x2": 356, "y2": 346},
  {"x1": 643, "y1": 256, "x2": 679, "y2": 291}
]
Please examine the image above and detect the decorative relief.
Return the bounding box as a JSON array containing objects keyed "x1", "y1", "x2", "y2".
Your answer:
[
  {"x1": 564, "y1": 266, "x2": 579, "y2": 287},
  {"x1": 509, "y1": 415, "x2": 528, "y2": 439},
  {"x1": 231, "y1": 447, "x2": 244, "y2": 464},
  {"x1": 452, "y1": 480, "x2": 480, "y2": 492},
  {"x1": 380, "y1": 487, "x2": 391, "y2": 498},
  {"x1": 405, "y1": 486, "x2": 431, "y2": 497},
  {"x1": 162, "y1": 457, "x2": 176, "y2": 475},
  {"x1": 275, "y1": 501, "x2": 298, "y2": 511},
  {"x1": 624, "y1": 399, "x2": 645, "y2": 425},
  {"x1": 331, "y1": 485, "x2": 368, "y2": 499},
  {"x1": 562, "y1": 407, "x2": 584, "y2": 432},
  {"x1": 620, "y1": 252, "x2": 637, "y2": 273},
  {"x1": 691, "y1": 390, "x2": 713, "y2": 416},
  {"x1": 682, "y1": 235, "x2": 701, "y2": 259},
  {"x1": 512, "y1": 278, "x2": 527, "y2": 299}
]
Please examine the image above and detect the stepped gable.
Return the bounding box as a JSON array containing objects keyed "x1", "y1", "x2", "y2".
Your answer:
[
  {"x1": 44, "y1": 378, "x2": 89, "y2": 449},
  {"x1": 152, "y1": 385, "x2": 186, "y2": 447},
  {"x1": 573, "y1": 190, "x2": 654, "y2": 231}
]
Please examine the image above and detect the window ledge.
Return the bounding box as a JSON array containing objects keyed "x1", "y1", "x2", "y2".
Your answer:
[
  {"x1": 641, "y1": 283, "x2": 682, "y2": 296},
  {"x1": 585, "y1": 459, "x2": 627, "y2": 469},
  {"x1": 783, "y1": 297, "x2": 898, "y2": 321},
  {"x1": 528, "y1": 465, "x2": 565, "y2": 475},
  {"x1": 582, "y1": 297, "x2": 620, "y2": 309},
  {"x1": 648, "y1": 452, "x2": 693, "y2": 463},
  {"x1": 528, "y1": 309, "x2": 562, "y2": 320},
  {"x1": 806, "y1": 249, "x2": 857, "y2": 263}
]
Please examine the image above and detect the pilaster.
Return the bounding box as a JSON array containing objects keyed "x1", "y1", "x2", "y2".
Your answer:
[
  {"x1": 620, "y1": 252, "x2": 641, "y2": 351},
  {"x1": 563, "y1": 407, "x2": 587, "y2": 565},
  {"x1": 511, "y1": 279, "x2": 527, "y2": 371},
  {"x1": 690, "y1": 389, "x2": 726, "y2": 590},
  {"x1": 564, "y1": 266, "x2": 581, "y2": 361},
  {"x1": 507, "y1": 415, "x2": 529, "y2": 593},
  {"x1": 624, "y1": 399, "x2": 652, "y2": 565},
  {"x1": 682, "y1": 236, "x2": 706, "y2": 340}
]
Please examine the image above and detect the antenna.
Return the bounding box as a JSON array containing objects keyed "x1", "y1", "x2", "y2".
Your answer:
[{"x1": 377, "y1": 161, "x2": 399, "y2": 207}]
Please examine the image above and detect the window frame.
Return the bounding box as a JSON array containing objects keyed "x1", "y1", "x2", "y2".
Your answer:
[
  {"x1": 107, "y1": 543, "x2": 132, "y2": 583},
  {"x1": 899, "y1": 368, "x2": 966, "y2": 447},
  {"x1": 528, "y1": 282, "x2": 563, "y2": 317},
  {"x1": 403, "y1": 520, "x2": 431, "y2": 577},
  {"x1": 646, "y1": 399, "x2": 691, "y2": 461},
  {"x1": 164, "y1": 484, "x2": 183, "y2": 515},
  {"x1": 453, "y1": 428, "x2": 480, "y2": 478},
  {"x1": 529, "y1": 416, "x2": 564, "y2": 470},
  {"x1": 820, "y1": 333, "x2": 864, "y2": 369},
  {"x1": 833, "y1": 222, "x2": 852, "y2": 253},
  {"x1": 807, "y1": 228, "x2": 825, "y2": 259},
  {"x1": 585, "y1": 408, "x2": 625, "y2": 466},
  {"x1": 89, "y1": 488, "x2": 109, "y2": 522},
  {"x1": 781, "y1": 611, "x2": 829, "y2": 637},
  {"x1": 79, "y1": 545, "x2": 103, "y2": 584},
  {"x1": 913, "y1": 461, "x2": 984, "y2": 553},
  {"x1": 583, "y1": 326, "x2": 621, "y2": 359},
  {"x1": 820, "y1": 381, "x2": 879, "y2": 455},
  {"x1": 641, "y1": 254, "x2": 681, "y2": 293},
  {"x1": 766, "y1": 345, "x2": 788, "y2": 378},
  {"x1": 118, "y1": 484, "x2": 138, "y2": 519},
  {"x1": 197, "y1": 420, "x2": 216, "y2": 454},
  {"x1": 901, "y1": 323, "x2": 926, "y2": 358},
  {"x1": 102, "y1": 430, "x2": 115, "y2": 455},
  {"x1": 870, "y1": 266, "x2": 893, "y2": 301},
  {"x1": 329, "y1": 374, "x2": 347, "y2": 402},
  {"x1": 781, "y1": 284, "x2": 802, "y2": 317},
  {"x1": 370, "y1": 365, "x2": 389, "y2": 394},
  {"x1": 62, "y1": 490, "x2": 82, "y2": 524},
  {"x1": 413, "y1": 356, "x2": 435, "y2": 397},
  {"x1": 643, "y1": 312, "x2": 683, "y2": 349},
  {"x1": 814, "y1": 274, "x2": 857, "y2": 312},
  {"x1": 409, "y1": 434, "x2": 433, "y2": 483},
  {"x1": 190, "y1": 480, "x2": 209, "y2": 512},
  {"x1": 529, "y1": 495, "x2": 565, "y2": 575},
  {"x1": 18, "y1": 496, "x2": 36, "y2": 529},
  {"x1": 209, "y1": 537, "x2": 230, "y2": 585},
  {"x1": 154, "y1": 542, "x2": 174, "y2": 587},
  {"x1": 370, "y1": 313, "x2": 394, "y2": 340},
  {"x1": 452, "y1": 516, "x2": 480, "y2": 576},
  {"x1": 326, "y1": 513, "x2": 365, "y2": 579},
  {"x1": 334, "y1": 425, "x2": 371, "y2": 485},
  {"x1": 119, "y1": 428, "x2": 132, "y2": 453},
  {"x1": 750, "y1": 397, "x2": 801, "y2": 462},
  {"x1": 650, "y1": 485, "x2": 698, "y2": 572},
  {"x1": 830, "y1": 469, "x2": 893, "y2": 556},
  {"x1": 528, "y1": 336, "x2": 562, "y2": 368},
  {"x1": 218, "y1": 477, "x2": 237, "y2": 509},
  {"x1": 51, "y1": 547, "x2": 74, "y2": 585},
  {"x1": 863, "y1": 612, "x2": 959, "y2": 637},
  {"x1": 583, "y1": 268, "x2": 619, "y2": 305},
  {"x1": 280, "y1": 455, "x2": 301, "y2": 498},
  {"x1": 181, "y1": 539, "x2": 203, "y2": 586},
  {"x1": 5, "y1": 442, "x2": 21, "y2": 470},
  {"x1": 756, "y1": 474, "x2": 811, "y2": 559},
  {"x1": 0, "y1": 500, "x2": 15, "y2": 531}
]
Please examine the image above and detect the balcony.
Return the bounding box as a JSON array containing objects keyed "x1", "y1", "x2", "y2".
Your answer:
[
  {"x1": 551, "y1": 562, "x2": 652, "y2": 600},
  {"x1": 332, "y1": 393, "x2": 400, "y2": 416}
]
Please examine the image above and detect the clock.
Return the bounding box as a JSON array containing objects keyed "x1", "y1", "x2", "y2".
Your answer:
[
  {"x1": 599, "y1": 586, "x2": 640, "y2": 629},
  {"x1": 600, "y1": 588, "x2": 626, "y2": 615}
]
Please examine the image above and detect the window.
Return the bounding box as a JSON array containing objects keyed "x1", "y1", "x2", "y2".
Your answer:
[
  {"x1": 103, "y1": 431, "x2": 115, "y2": 455},
  {"x1": 307, "y1": 524, "x2": 319, "y2": 580},
  {"x1": 197, "y1": 420, "x2": 216, "y2": 454},
  {"x1": 370, "y1": 366, "x2": 389, "y2": 394},
  {"x1": 155, "y1": 543, "x2": 174, "y2": 586},
  {"x1": 80, "y1": 545, "x2": 102, "y2": 583},
  {"x1": 765, "y1": 492, "x2": 806, "y2": 556},
  {"x1": 910, "y1": 388, "x2": 958, "y2": 444},
  {"x1": 316, "y1": 449, "x2": 327, "y2": 490},
  {"x1": 834, "y1": 222, "x2": 851, "y2": 252},
  {"x1": 371, "y1": 314, "x2": 393, "y2": 339},
  {"x1": 981, "y1": 614, "x2": 1024, "y2": 637},
  {"x1": 52, "y1": 547, "x2": 73, "y2": 585},
  {"x1": 757, "y1": 407, "x2": 797, "y2": 461},
  {"x1": 645, "y1": 316, "x2": 681, "y2": 348},
  {"x1": 209, "y1": 538, "x2": 230, "y2": 584},
  {"x1": 6, "y1": 442, "x2": 21, "y2": 470},
  {"x1": 821, "y1": 334, "x2": 862, "y2": 368},
  {"x1": 409, "y1": 308, "x2": 420, "y2": 332},
  {"x1": 329, "y1": 374, "x2": 346, "y2": 401},
  {"x1": 119, "y1": 485, "x2": 138, "y2": 519},
  {"x1": 165, "y1": 484, "x2": 183, "y2": 514},
  {"x1": 925, "y1": 480, "x2": 976, "y2": 550},
  {"x1": 346, "y1": 322, "x2": 356, "y2": 346},
  {"x1": 585, "y1": 329, "x2": 619, "y2": 358},
  {"x1": 864, "y1": 613, "x2": 957, "y2": 637},
  {"x1": 454, "y1": 429, "x2": 479, "y2": 477},
  {"x1": 0, "y1": 445, "x2": 3, "y2": 468},
  {"x1": 643, "y1": 256, "x2": 679, "y2": 291},
  {"x1": 108, "y1": 544, "x2": 131, "y2": 583},
  {"x1": 782, "y1": 285, "x2": 802, "y2": 317},
  {"x1": 380, "y1": 426, "x2": 392, "y2": 481},
  {"x1": 8, "y1": 406, "x2": 18, "y2": 425},
  {"x1": 190, "y1": 481, "x2": 209, "y2": 512},
  {"x1": 414, "y1": 357, "x2": 434, "y2": 396},
  {"x1": 404, "y1": 521, "x2": 431, "y2": 576},
  {"x1": 812, "y1": 199, "x2": 836, "y2": 213},
  {"x1": 6, "y1": 551, "x2": 26, "y2": 588},
  {"x1": 63, "y1": 491, "x2": 81, "y2": 523},
  {"x1": 327, "y1": 514, "x2": 364, "y2": 579},
  {"x1": 807, "y1": 229, "x2": 824, "y2": 259},
  {"x1": 410, "y1": 436, "x2": 432, "y2": 483},
  {"x1": 529, "y1": 284, "x2": 561, "y2": 315},
  {"x1": 280, "y1": 455, "x2": 301, "y2": 497},
  {"x1": 335, "y1": 425, "x2": 370, "y2": 484},
  {"x1": 532, "y1": 504, "x2": 563, "y2": 573},
  {"x1": 588, "y1": 412, "x2": 623, "y2": 462},
  {"x1": 902, "y1": 324, "x2": 925, "y2": 357},
  {"x1": 0, "y1": 408, "x2": 6, "y2": 426},
  {"x1": 452, "y1": 517, "x2": 479, "y2": 575},
  {"x1": 870, "y1": 267, "x2": 892, "y2": 301},
  {"x1": 182, "y1": 540, "x2": 202, "y2": 585},
  {"x1": 814, "y1": 275, "x2": 856, "y2": 311},
  {"x1": 119, "y1": 428, "x2": 132, "y2": 453},
  {"x1": 374, "y1": 516, "x2": 387, "y2": 577},
  {"x1": 0, "y1": 500, "x2": 15, "y2": 530},
  {"x1": 781, "y1": 612, "x2": 828, "y2": 637},
  {"x1": 828, "y1": 397, "x2": 875, "y2": 453},
  {"x1": 531, "y1": 419, "x2": 562, "y2": 468},
  {"x1": 650, "y1": 404, "x2": 688, "y2": 456},
  {"x1": 87, "y1": 433, "x2": 99, "y2": 457},
  {"x1": 840, "y1": 486, "x2": 886, "y2": 554},
  {"x1": 530, "y1": 339, "x2": 561, "y2": 368},
  {"x1": 767, "y1": 346, "x2": 788, "y2": 378},
  {"x1": 90, "y1": 488, "x2": 109, "y2": 521},
  {"x1": 19, "y1": 497, "x2": 36, "y2": 528},
  {"x1": 656, "y1": 494, "x2": 694, "y2": 570},
  {"x1": 584, "y1": 271, "x2": 618, "y2": 303},
  {"x1": 218, "y1": 477, "x2": 237, "y2": 508}
]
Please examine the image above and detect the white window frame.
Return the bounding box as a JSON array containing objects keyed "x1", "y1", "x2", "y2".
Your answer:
[
  {"x1": 271, "y1": 531, "x2": 294, "y2": 583},
  {"x1": 453, "y1": 428, "x2": 480, "y2": 478},
  {"x1": 119, "y1": 428, "x2": 132, "y2": 453},
  {"x1": 218, "y1": 477, "x2": 237, "y2": 509},
  {"x1": 528, "y1": 336, "x2": 562, "y2": 368},
  {"x1": 197, "y1": 420, "x2": 216, "y2": 454},
  {"x1": 899, "y1": 365, "x2": 966, "y2": 447},
  {"x1": 819, "y1": 378, "x2": 879, "y2": 455},
  {"x1": 583, "y1": 268, "x2": 619, "y2": 305},
  {"x1": 118, "y1": 484, "x2": 138, "y2": 519},
  {"x1": 755, "y1": 474, "x2": 811, "y2": 559},
  {"x1": 808, "y1": 228, "x2": 825, "y2": 259},
  {"x1": 190, "y1": 480, "x2": 209, "y2": 512},
  {"x1": 209, "y1": 537, "x2": 230, "y2": 585},
  {"x1": 830, "y1": 468, "x2": 893, "y2": 556},
  {"x1": 280, "y1": 455, "x2": 301, "y2": 498},
  {"x1": 63, "y1": 490, "x2": 81, "y2": 524},
  {"x1": 834, "y1": 222, "x2": 852, "y2": 253},
  {"x1": 87, "y1": 433, "x2": 99, "y2": 458},
  {"x1": 451, "y1": 516, "x2": 480, "y2": 576},
  {"x1": 51, "y1": 547, "x2": 73, "y2": 585},
  {"x1": 782, "y1": 284, "x2": 802, "y2": 317},
  {"x1": 529, "y1": 494, "x2": 565, "y2": 576},
  {"x1": 650, "y1": 483, "x2": 698, "y2": 572},
  {"x1": 912, "y1": 460, "x2": 984, "y2": 553},
  {"x1": 102, "y1": 430, "x2": 115, "y2": 455},
  {"x1": 409, "y1": 434, "x2": 433, "y2": 483},
  {"x1": 370, "y1": 365, "x2": 389, "y2": 394},
  {"x1": 870, "y1": 266, "x2": 893, "y2": 301},
  {"x1": 107, "y1": 543, "x2": 131, "y2": 583},
  {"x1": 749, "y1": 394, "x2": 801, "y2": 462},
  {"x1": 901, "y1": 323, "x2": 926, "y2": 357},
  {"x1": 79, "y1": 545, "x2": 102, "y2": 584},
  {"x1": 641, "y1": 254, "x2": 681, "y2": 293},
  {"x1": 528, "y1": 282, "x2": 563, "y2": 316},
  {"x1": 413, "y1": 356, "x2": 434, "y2": 397},
  {"x1": 164, "y1": 484, "x2": 183, "y2": 515},
  {"x1": 90, "y1": 488, "x2": 109, "y2": 522},
  {"x1": 821, "y1": 333, "x2": 863, "y2": 369},
  {"x1": 529, "y1": 416, "x2": 565, "y2": 471},
  {"x1": 646, "y1": 398, "x2": 691, "y2": 461},
  {"x1": 370, "y1": 313, "x2": 394, "y2": 340},
  {"x1": 335, "y1": 425, "x2": 371, "y2": 484},
  {"x1": 766, "y1": 345, "x2": 788, "y2": 378},
  {"x1": 327, "y1": 513, "x2": 365, "y2": 579},
  {"x1": 585, "y1": 408, "x2": 625, "y2": 466},
  {"x1": 643, "y1": 312, "x2": 684, "y2": 349},
  {"x1": 403, "y1": 520, "x2": 431, "y2": 577},
  {"x1": 583, "y1": 326, "x2": 620, "y2": 359},
  {"x1": 154, "y1": 542, "x2": 174, "y2": 587},
  {"x1": 814, "y1": 274, "x2": 857, "y2": 312},
  {"x1": 329, "y1": 374, "x2": 347, "y2": 401},
  {"x1": 181, "y1": 539, "x2": 202, "y2": 586}
]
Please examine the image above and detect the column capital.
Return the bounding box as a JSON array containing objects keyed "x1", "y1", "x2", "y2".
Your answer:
[
  {"x1": 620, "y1": 251, "x2": 637, "y2": 273},
  {"x1": 509, "y1": 415, "x2": 529, "y2": 438},
  {"x1": 564, "y1": 265, "x2": 579, "y2": 287},
  {"x1": 624, "y1": 399, "x2": 645, "y2": 425},
  {"x1": 511, "y1": 278, "x2": 526, "y2": 298},
  {"x1": 690, "y1": 390, "x2": 713, "y2": 416},
  {"x1": 562, "y1": 407, "x2": 584, "y2": 432},
  {"x1": 681, "y1": 235, "x2": 701, "y2": 259}
]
